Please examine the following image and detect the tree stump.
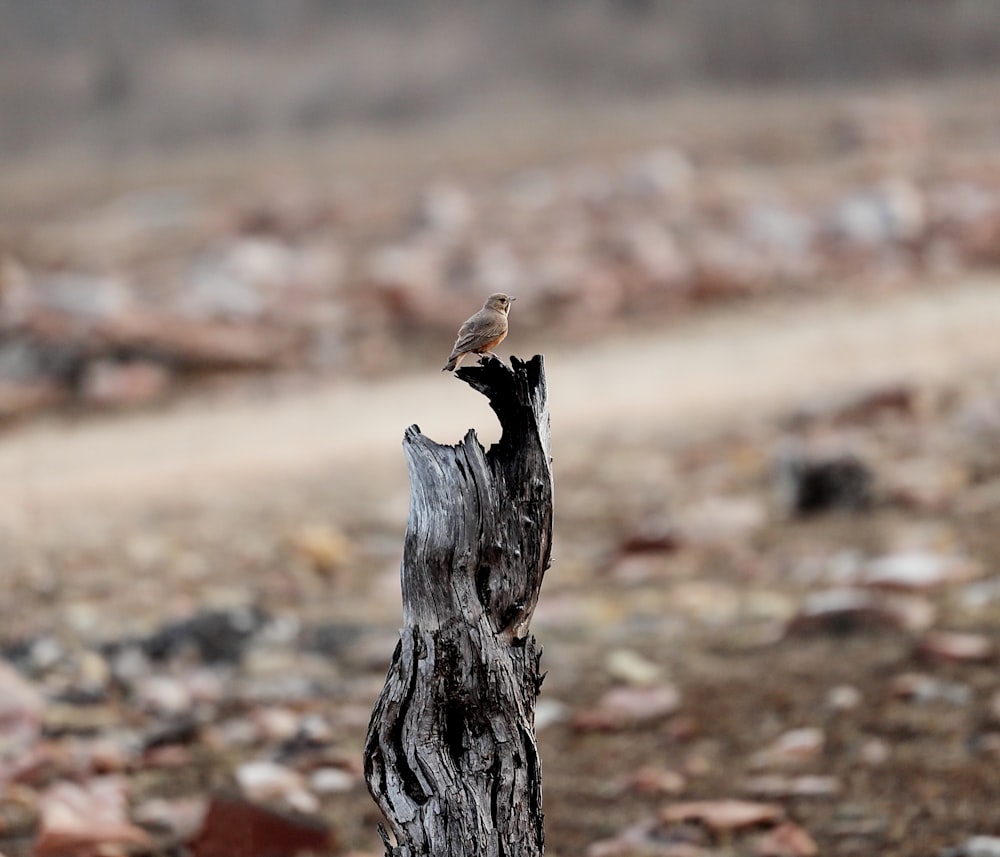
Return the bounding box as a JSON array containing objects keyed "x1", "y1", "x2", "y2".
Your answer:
[{"x1": 364, "y1": 355, "x2": 553, "y2": 857}]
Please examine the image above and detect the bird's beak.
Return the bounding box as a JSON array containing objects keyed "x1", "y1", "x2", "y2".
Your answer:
[{"x1": 509, "y1": 297, "x2": 517, "y2": 301}]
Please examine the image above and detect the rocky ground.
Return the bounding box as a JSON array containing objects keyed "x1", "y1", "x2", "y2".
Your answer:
[{"x1": 2, "y1": 81, "x2": 1000, "y2": 857}]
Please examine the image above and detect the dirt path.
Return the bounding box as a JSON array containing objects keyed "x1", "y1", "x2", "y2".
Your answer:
[{"x1": 2, "y1": 276, "x2": 1000, "y2": 532}]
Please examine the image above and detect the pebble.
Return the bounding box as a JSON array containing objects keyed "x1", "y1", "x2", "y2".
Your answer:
[
  {"x1": 0, "y1": 659, "x2": 44, "y2": 752},
  {"x1": 753, "y1": 821, "x2": 819, "y2": 857},
  {"x1": 79, "y1": 359, "x2": 171, "y2": 408},
  {"x1": 772, "y1": 452, "x2": 873, "y2": 516},
  {"x1": 622, "y1": 766, "x2": 686, "y2": 796},
  {"x1": 750, "y1": 728, "x2": 825, "y2": 769},
  {"x1": 34, "y1": 777, "x2": 152, "y2": 857},
  {"x1": 191, "y1": 794, "x2": 333, "y2": 857},
  {"x1": 661, "y1": 799, "x2": 785, "y2": 832},
  {"x1": 309, "y1": 767, "x2": 356, "y2": 795},
  {"x1": 134, "y1": 676, "x2": 193, "y2": 717},
  {"x1": 131, "y1": 796, "x2": 208, "y2": 840},
  {"x1": 573, "y1": 684, "x2": 681, "y2": 732},
  {"x1": 918, "y1": 631, "x2": 994, "y2": 664},
  {"x1": 605, "y1": 649, "x2": 663, "y2": 686},
  {"x1": 825, "y1": 685, "x2": 862, "y2": 711},
  {"x1": 741, "y1": 775, "x2": 840, "y2": 798},
  {"x1": 940, "y1": 837, "x2": 1000, "y2": 857},
  {"x1": 892, "y1": 673, "x2": 973, "y2": 705},
  {"x1": 862, "y1": 551, "x2": 980, "y2": 591},
  {"x1": 236, "y1": 760, "x2": 317, "y2": 813},
  {"x1": 787, "y1": 588, "x2": 936, "y2": 635}
]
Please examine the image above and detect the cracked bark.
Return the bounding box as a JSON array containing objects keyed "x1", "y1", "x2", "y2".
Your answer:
[{"x1": 364, "y1": 355, "x2": 552, "y2": 857}]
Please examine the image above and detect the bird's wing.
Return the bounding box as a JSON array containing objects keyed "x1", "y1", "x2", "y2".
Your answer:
[{"x1": 450, "y1": 311, "x2": 505, "y2": 355}]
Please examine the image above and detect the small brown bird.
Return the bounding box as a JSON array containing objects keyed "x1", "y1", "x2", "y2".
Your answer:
[{"x1": 442, "y1": 293, "x2": 516, "y2": 372}]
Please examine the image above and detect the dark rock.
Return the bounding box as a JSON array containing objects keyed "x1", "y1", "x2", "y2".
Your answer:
[
  {"x1": 142, "y1": 718, "x2": 200, "y2": 751},
  {"x1": 105, "y1": 607, "x2": 271, "y2": 665},
  {"x1": 773, "y1": 453, "x2": 874, "y2": 516},
  {"x1": 300, "y1": 622, "x2": 369, "y2": 657}
]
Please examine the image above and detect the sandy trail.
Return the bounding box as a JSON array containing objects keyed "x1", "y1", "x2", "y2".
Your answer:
[{"x1": 2, "y1": 277, "x2": 1000, "y2": 531}]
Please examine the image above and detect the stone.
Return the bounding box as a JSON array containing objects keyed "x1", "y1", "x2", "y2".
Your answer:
[
  {"x1": 892, "y1": 673, "x2": 972, "y2": 705},
  {"x1": 750, "y1": 728, "x2": 824, "y2": 769},
  {"x1": 740, "y1": 775, "x2": 840, "y2": 798},
  {"x1": 288, "y1": 524, "x2": 353, "y2": 574},
  {"x1": 825, "y1": 685, "x2": 862, "y2": 711},
  {"x1": 79, "y1": 359, "x2": 171, "y2": 408},
  {"x1": 309, "y1": 767, "x2": 356, "y2": 795},
  {"x1": 861, "y1": 551, "x2": 980, "y2": 591},
  {"x1": 573, "y1": 684, "x2": 681, "y2": 731},
  {"x1": 623, "y1": 766, "x2": 686, "y2": 796},
  {"x1": 134, "y1": 676, "x2": 193, "y2": 717},
  {"x1": 661, "y1": 799, "x2": 785, "y2": 832},
  {"x1": 605, "y1": 649, "x2": 663, "y2": 686},
  {"x1": 127, "y1": 607, "x2": 270, "y2": 664},
  {"x1": 0, "y1": 783, "x2": 39, "y2": 837},
  {"x1": 753, "y1": 821, "x2": 819, "y2": 857},
  {"x1": 0, "y1": 660, "x2": 44, "y2": 756},
  {"x1": 939, "y1": 837, "x2": 1000, "y2": 857},
  {"x1": 191, "y1": 794, "x2": 333, "y2": 857},
  {"x1": 34, "y1": 777, "x2": 152, "y2": 857},
  {"x1": 131, "y1": 796, "x2": 208, "y2": 841},
  {"x1": 675, "y1": 497, "x2": 766, "y2": 547},
  {"x1": 772, "y1": 453, "x2": 874, "y2": 516},
  {"x1": 0, "y1": 379, "x2": 67, "y2": 421},
  {"x1": 235, "y1": 761, "x2": 317, "y2": 814},
  {"x1": 918, "y1": 631, "x2": 994, "y2": 664},
  {"x1": 786, "y1": 588, "x2": 936, "y2": 635}
]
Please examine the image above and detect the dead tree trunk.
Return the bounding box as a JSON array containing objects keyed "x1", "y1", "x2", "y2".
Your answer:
[{"x1": 364, "y1": 355, "x2": 553, "y2": 857}]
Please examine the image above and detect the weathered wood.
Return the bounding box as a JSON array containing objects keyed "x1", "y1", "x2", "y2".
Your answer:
[{"x1": 364, "y1": 354, "x2": 552, "y2": 857}]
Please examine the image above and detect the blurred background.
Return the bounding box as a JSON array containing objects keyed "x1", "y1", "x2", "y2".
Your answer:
[{"x1": 3, "y1": 3, "x2": 1000, "y2": 856}]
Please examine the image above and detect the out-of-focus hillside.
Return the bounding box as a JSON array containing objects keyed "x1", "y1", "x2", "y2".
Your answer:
[{"x1": 3, "y1": 1, "x2": 1000, "y2": 160}]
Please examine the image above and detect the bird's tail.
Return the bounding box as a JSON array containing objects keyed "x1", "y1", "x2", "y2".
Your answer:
[{"x1": 442, "y1": 352, "x2": 461, "y2": 372}]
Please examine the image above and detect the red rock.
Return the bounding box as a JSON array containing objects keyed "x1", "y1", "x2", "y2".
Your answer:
[
  {"x1": 34, "y1": 777, "x2": 152, "y2": 857},
  {"x1": 661, "y1": 800, "x2": 785, "y2": 832},
  {"x1": 191, "y1": 794, "x2": 333, "y2": 857},
  {"x1": 918, "y1": 631, "x2": 995, "y2": 664},
  {"x1": 753, "y1": 821, "x2": 819, "y2": 857},
  {"x1": 573, "y1": 684, "x2": 681, "y2": 731},
  {"x1": 79, "y1": 359, "x2": 171, "y2": 408}
]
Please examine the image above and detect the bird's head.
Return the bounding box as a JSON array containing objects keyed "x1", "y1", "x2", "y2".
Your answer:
[{"x1": 485, "y1": 293, "x2": 516, "y2": 314}]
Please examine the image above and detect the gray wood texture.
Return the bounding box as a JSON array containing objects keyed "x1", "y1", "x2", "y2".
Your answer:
[{"x1": 364, "y1": 354, "x2": 553, "y2": 857}]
